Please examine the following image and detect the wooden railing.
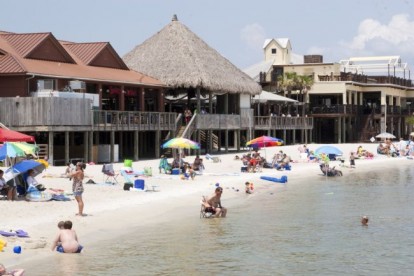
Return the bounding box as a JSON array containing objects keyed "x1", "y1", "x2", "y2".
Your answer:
[
  {"x1": 92, "y1": 111, "x2": 176, "y2": 131},
  {"x1": 196, "y1": 114, "x2": 241, "y2": 130},
  {"x1": 254, "y1": 116, "x2": 313, "y2": 130}
]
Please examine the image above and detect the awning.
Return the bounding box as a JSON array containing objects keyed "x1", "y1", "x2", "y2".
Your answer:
[{"x1": 252, "y1": 91, "x2": 298, "y2": 103}]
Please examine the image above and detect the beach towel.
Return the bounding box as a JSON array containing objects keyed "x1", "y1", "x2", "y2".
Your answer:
[{"x1": 51, "y1": 194, "x2": 71, "y2": 201}]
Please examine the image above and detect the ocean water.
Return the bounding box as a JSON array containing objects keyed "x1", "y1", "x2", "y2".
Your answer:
[{"x1": 21, "y1": 164, "x2": 414, "y2": 275}]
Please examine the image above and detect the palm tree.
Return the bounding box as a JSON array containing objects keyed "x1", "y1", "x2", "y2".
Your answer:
[{"x1": 277, "y1": 72, "x2": 314, "y2": 102}]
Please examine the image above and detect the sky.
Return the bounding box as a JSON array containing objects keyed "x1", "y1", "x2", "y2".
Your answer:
[{"x1": 1, "y1": 0, "x2": 414, "y2": 71}]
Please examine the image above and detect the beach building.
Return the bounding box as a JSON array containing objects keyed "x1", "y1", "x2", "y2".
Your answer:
[
  {"x1": 0, "y1": 30, "x2": 173, "y2": 164},
  {"x1": 124, "y1": 15, "x2": 313, "y2": 152},
  {"x1": 245, "y1": 38, "x2": 414, "y2": 143}
]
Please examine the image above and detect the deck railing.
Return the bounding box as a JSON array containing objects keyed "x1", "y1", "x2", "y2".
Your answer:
[
  {"x1": 254, "y1": 116, "x2": 313, "y2": 130},
  {"x1": 92, "y1": 111, "x2": 177, "y2": 131}
]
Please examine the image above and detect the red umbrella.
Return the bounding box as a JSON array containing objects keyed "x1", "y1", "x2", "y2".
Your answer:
[{"x1": 0, "y1": 128, "x2": 35, "y2": 142}]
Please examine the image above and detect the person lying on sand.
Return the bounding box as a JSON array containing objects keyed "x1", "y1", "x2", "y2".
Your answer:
[
  {"x1": 51, "y1": 220, "x2": 83, "y2": 253},
  {"x1": 0, "y1": 263, "x2": 25, "y2": 276}
]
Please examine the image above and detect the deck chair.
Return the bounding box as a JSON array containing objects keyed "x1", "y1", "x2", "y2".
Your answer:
[
  {"x1": 200, "y1": 196, "x2": 213, "y2": 218},
  {"x1": 102, "y1": 163, "x2": 119, "y2": 184}
]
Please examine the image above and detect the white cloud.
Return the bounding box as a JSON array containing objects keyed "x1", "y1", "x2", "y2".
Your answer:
[
  {"x1": 240, "y1": 23, "x2": 267, "y2": 50},
  {"x1": 344, "y1": 14, "x2": 414, "y2": 57}
]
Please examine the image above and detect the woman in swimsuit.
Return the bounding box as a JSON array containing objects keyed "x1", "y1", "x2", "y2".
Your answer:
[{"x1": 71, "y1": 163, "x2": 86, "y2": 216}]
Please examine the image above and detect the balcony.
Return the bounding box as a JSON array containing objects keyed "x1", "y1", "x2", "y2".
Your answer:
[{"x1": 254, "y1": 116, "x2": 313, "y2": 130}]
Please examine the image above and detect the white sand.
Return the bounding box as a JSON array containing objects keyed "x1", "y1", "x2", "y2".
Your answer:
[{"x1": 1, "y1": 142, "x2": 411, "y2": 266}]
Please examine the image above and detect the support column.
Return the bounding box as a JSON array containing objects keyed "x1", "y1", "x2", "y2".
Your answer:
[
  {"x1": 283, "y1": 129, "x2": 286, "y2": 144},
  {"x1": 155, "y1": 130, "x2": 160, "y2": 158},
  {"x1": 119, "y1": 132, "x2": 123, "y2": 160},
  {"x1": 83, "y1": 131, "x2": 88, "y2": 163},
  {"x1": 196, "y1": 87, "x2": 201, "y2": 115},
  {"x1": 225, "y1": 130, "x2": 229, "y2": 153},
  {"x1": 64, "y1": 131, "x2": 69, "y2": 164},
  {"x1": 88, "y1": 131, "x2": 93, "y2": 163},
  {"x1": 236, "y1": 130, "x2": 240, "y2": 152},
  {"x1": 292, "y1": 130, "x2": 296, "y2": 144},
  {"x1": 158, "y1": 89, "x2": 165, "y2": 112},
  {"x1": 309, "y1": 129, "x2": 313, "y2": 143},
  {"x1": 134, "y1": 130, "x2": 139, "y2": 161},
  {"x1": 110, "y1": 130, "x2": 115, "y2": 163},
  {"x1": 98, "y1": 84, "x2": 103, "y2": 110},
  {"x1": 342, "y1": 117, "x2": 346, "y2": 143},
  {"x1": 337, "y1": 117, "x2": 342, "y2": 143},
  {"x1": 218, "y1": 131, "x2": 222, "y2": 152},
  {"x1": 48, "y1": 131, "x2": 54, "y2": 165},
  {"x1": 208, "y1": 130, "x2": 213, "y2": 153},
  {"x1": 139, "y1": 87, "x2": 145, "y2": 112},
  {"x1": 120, "y1": 85, "x2": 125, "y2": 111}
]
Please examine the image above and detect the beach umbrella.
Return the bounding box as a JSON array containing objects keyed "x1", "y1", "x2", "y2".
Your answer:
[
  {"x1": 315, "y1": 145, "x2": 343, "y2": 156},
  {"x1": 376, "y1": 132, "x2": 396, "y2": 139},
  {"x1": 0, "y1": 128, "x2": 35, "y2": 142},
  {"x1": 161, "y1": 137, "x2": 200, "y2": 150},
  {"x1": 4, "y1": 160, "x2": 45, "y2": 183},
  {"x1": 246, "y1": 136, "x2": 284, "y2": 148},
  {"x1": 0, "y1": 142, "x2": 38, "y2": 160},
  {"x1": 246, "y1": 136, "x2": 284, "y2": 160}
]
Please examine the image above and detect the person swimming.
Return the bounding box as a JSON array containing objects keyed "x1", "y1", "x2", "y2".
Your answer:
[{"x1": 361, "y1": 216, "x2": 369, "y2": 226}]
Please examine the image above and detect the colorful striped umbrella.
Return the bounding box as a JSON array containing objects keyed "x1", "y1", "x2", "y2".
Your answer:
[
  {"x1": 246, "y1": 136, "x2": 284, "y2": 148},
  {"x1": 0, "y1": 142, "x2": 38, "y2": 160},
  {"x1": 162, "y1": 137, "x2": 200, "y2": 150}
]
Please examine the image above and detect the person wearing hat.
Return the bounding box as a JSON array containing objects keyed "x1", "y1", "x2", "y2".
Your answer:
[{"x1": 205, "y1": 187, "x2": 227, "y2": 218}]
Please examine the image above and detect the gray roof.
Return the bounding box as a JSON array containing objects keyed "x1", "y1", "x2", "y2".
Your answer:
[{"x1": 123, "y1": 15, "x2": 261, "y2": 95}]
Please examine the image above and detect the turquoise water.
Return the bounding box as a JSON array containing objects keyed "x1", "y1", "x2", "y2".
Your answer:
[{"x1": 20, "y1": 164, "x2": 414, "y2": 275}]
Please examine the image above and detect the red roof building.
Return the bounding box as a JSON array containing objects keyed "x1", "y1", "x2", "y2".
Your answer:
[{"x1": 0, "y1": 31, "x2": 166, "y2": 111}]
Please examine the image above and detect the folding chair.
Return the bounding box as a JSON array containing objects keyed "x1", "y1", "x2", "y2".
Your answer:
[
  {"x1": 200, "y1": 196, "x2": 213, "y2": 218},
  {"x1": 102, "y1": 163, "x2": 119, "y2": 184}
]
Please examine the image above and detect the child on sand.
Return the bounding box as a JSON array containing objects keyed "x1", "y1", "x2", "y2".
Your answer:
[
  {"x1": 245, "y1": 182, "x2": 254, "y2": 194},
  {"x1": 350, "y1": 152, "x2": 355, "y2": 168},
  {"x1": 51, "y1": 220, "x2": 83, "y2": 253}
]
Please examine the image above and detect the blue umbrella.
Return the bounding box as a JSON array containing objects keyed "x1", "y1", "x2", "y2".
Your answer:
[
  {"x1": 315, "y1": 145, "x2": 343, "y2": 156},
  {"x1": 4, "y1": 160, "x2": 45, "y2": 182}
]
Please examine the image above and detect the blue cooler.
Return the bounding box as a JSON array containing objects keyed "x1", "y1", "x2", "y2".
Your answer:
[
  {"x1": 172, "y1": 168, "x2": 180, "y2": 175},
  {"x1": 134, "y1": 179, "x2": 145, "y2": 190}
]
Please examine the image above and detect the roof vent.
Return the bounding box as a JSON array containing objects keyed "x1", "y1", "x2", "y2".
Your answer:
[{"x1": 172, "y1": 14, "x2": 178, "y2": 21}]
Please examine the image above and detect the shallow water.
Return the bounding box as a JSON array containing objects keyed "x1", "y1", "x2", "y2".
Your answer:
[{"x1": 21, "y1": 164, "x2": 414, "y2": 275}]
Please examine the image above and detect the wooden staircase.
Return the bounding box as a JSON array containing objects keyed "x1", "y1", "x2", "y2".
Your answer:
[
  {"x1": 200, "y1": 130, "x2": 219, "y2": 150},
  {"x1": 358, "y1": 114, "x2": 377, "y2": 142},
  {"x1": 37, "y1": 144, "x2": 48, "y2": 159}
]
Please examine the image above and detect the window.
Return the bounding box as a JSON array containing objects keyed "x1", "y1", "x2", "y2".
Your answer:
[{"x1": 271, "y1": 48, "x2": 277, "y2": 54}]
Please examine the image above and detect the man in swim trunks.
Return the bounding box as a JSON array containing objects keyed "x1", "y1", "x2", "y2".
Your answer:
[
  {"x1": 205, "y1": 187, "x2": 227, "y2": 218},
  {"x1": 51, "y1": 220, "x2": 83, "y2": 253}
]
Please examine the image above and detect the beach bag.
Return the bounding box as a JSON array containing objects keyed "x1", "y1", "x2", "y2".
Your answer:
[
  {"x1": 123, "y1": 183, "x2": 133, "y2": 191},
  {"x1": 124, "y1": 159, "x2": 133, "y2": 168},
  {"x1": 144, "y1": 167, "x2": 152, "y2": 176}
]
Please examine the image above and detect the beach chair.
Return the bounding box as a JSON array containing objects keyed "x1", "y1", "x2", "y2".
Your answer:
[
  {"x1": 200, "y1": 196, "x2": 213, "y2": 218},
  {"x1": 102, "y1": 163, "x2": 119, "y2": 184}
]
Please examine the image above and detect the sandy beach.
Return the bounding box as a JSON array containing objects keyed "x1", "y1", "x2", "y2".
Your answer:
[{"x1": 1, "y1": 142, "x2": 411, "y2": 268}]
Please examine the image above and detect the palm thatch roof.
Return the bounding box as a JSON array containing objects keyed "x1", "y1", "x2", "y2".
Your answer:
[{"x1": 123, "y1": 15, "x2": 261, "y2": 95}]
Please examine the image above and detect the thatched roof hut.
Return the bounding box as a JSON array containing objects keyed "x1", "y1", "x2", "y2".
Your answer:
[{"x1": 123, "y1": 15, "x2": 261, "y2": 96}]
